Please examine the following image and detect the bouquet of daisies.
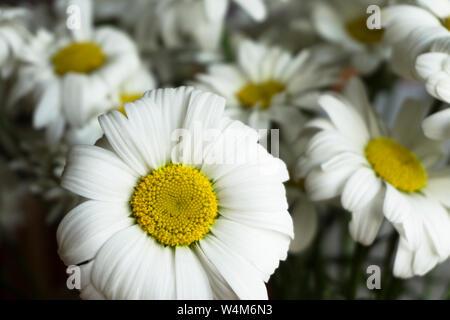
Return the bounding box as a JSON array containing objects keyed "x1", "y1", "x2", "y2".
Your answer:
[{"x1": 0, "y1": 0, "x2": 449, "y2": 300}]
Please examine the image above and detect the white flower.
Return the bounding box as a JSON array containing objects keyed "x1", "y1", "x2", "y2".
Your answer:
[
  {"x1": 312, "y1": 0, "x2": 390, "y2": 75},
  {"x1": 382, "y1": 0, "x2": 450, "y2": 103},
  {"x1": 194, "y1": 39, "x2": 339, "y2": 135},
  {"x1": 298, "y1": 77, "x2": 450, "y2": 278},
  {"x1": 124, "y1": 0, "x2": 275, "y2": 57},
  {"x1": 10, "y1": 24, "x2": 140, "y2": 144},
  {"x1": 66, "y1": 66, "x2": 156, "y2": 145},
  {"x1": 57, "y1": 87, "x2": 293, "y2": 299},
  {"x1": 0, "y1": 7, "x2": 31, "y2": 77}
]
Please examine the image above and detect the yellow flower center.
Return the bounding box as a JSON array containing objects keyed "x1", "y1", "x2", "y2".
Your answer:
[
  {"x1": 116, "y1": 93, "x2": 143, "y2": 116},
  {"x1": 52, "y1": 42, "x2": 105, "y2": 76},
  {"x1": 444, "y1": 16, "x2": 450, "y2": 31},
  {"x1": 365, "y1": 137, "x2": 427, "y2": 192},
  {"x1": 130, "y1": 163, "x2": 218, "y2": 247},
  {"x1": 236, "y1": 80, "x2": 285, "y2": 109},
  {"x1": 345, "y1": 16, "x2": 384, "y2": 44}
]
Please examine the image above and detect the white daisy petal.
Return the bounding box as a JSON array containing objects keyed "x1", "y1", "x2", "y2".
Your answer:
[
  {"x1": 61, "y1": 145, "x2": 138, "y2": 201},
  {"x1": 211, "y1": 218, "x2": 290, "y2": 282},
  {"x1": 342, "y1": 167, "x2": 382, "y2": 212},
  {"x1": 204, "y1": 0, "x2": 228, "y2": 21},
  {"x1": 305, "y1": 166, "x2": 356, "y2": 202},
  {"x1": 194, "y1": 243, "x2": 238, "y2": 299},
  {"x1": 318, "y1": 95, "x2": 370, "y2": 147},
  {"x1": 289, "y1": 198, "x2": 317, "y2": 253},
  {"x1": 392, "y1": 99, "x2": 427, "y2": 148},
  {"x1": 91, "y1": 225, "x2": 176, "y2": 300},
  {"x1": 220, "y1": 208, "x2": 293, "y2": 237},
  {"x1": 175, "y1": 247, "x2": 213, "y2": 299},
  {"x1": 199, "y1": 235, "x2": 268, "y2": 300},
  {"x1": 232, "y1": 0, "x2": 267, "y2": 21},
  {"x1": 424, "y1": 171, "x2": 450, "y2": 207},
  {"x1": 57, "y1": 200, "x2": 134, "y2": 266},
  {"x1": 423, "y1": 108, "x2": 450, "y2": 140},
  {"x1": 80, "y1": 284, "x2": 105, "y2": 300},
  {"x1": 393, "y1": 239, "x2": 414, "y2": 279},
  {"x1": 383, "y1": 185, "x2": 421, "y2": 250},
  {"x1": 33, "y1": 80, "x2": 60, "y2": 128},
  {"x1": 412, "y1": 235, "x2": 440, "y2": 277},
  {"x1": 348, "y1": 189, "x2": 384, "y2": 246},
  {"x1": 99, "y1": 110, "x2": 149, "y2": 176}
]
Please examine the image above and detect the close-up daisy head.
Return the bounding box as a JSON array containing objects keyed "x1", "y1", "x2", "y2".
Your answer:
[
  {"x1": 312, "y1": 0, "x2": 390, "y2": 75},
  {"x1": 56, "y1": 87, "x2": 293, "y2": 299},
  {"x1": 298, "y1": 77, "x2": 450, "y2": 278},
  {"x1": 194, "y1": 38, "x2": 340, "y2": 135},
  {"x1": 10, "y1": 17, "x2": 140, "y2": 144}
]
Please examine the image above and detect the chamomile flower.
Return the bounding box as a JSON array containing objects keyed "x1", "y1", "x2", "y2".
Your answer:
[
  {"x1": 194, "y1": 39, "x2": 340, "y2": 134},
  {"x1": 0, "y1": 7, "x2": 31, "y2": 78},
  {"x1": 66, "y1": 66, "x2": 156, "y2": 145},
  {"x1": 298, "y1": 77, "x2": 450, "y2": 278},
  {"x1": 382, "y1": 0, "x2": 450, "y2": 103},
  {"x1": 312, "y1": 0, "x2": 390, "y2": 75},
  {"x1": 57, "y1": 87, "x2": 293, "y2": 299},
  {"x1": 11, "y1": 16, "x2": 140, "y2": 144}
]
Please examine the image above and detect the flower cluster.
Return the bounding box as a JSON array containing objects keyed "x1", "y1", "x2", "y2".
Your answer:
[{"x1": 0, "y1": 0, "x2": 449, "y2": 300}]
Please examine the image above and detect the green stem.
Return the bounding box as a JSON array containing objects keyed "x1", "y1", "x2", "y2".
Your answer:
[
  {"x1": 378, "y1": 232, "x2": 398, "y2": 299},
  {"x1": 345, "y1": 243, "x2": 369, "y2": 300},
  {"x1": 442, "y1": 282, "x2": 450, "y2": 300}
]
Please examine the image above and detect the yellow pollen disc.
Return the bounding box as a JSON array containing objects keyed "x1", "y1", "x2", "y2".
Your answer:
[
  {"x1": 236, "y1": 80, "x2": 285, "y2": 109},
  {"x1": 365, "y1": 137, "x2": 427, "y2": 192},
  {"x1": 345, "y1": 16, "x2": 384, "y2": 44},
  {"x1": 116, "y1": 93, "x2": 143, "y2": 116},
  {"x1": 52, "y1": 42, "x2": 105, "y2": 76},
  {"x1": 444, "y1": 16, "x2": 450, "y2": 31},
  {"x1": 130, "y1": 163, "x2": 218, "y2": 247}
]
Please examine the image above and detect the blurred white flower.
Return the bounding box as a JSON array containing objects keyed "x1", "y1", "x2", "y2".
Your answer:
[
  {"x1": 0, "y1": 7, "x2": 31, "y2": 78},
  {"x1": 10, "y1": 23, "x2": 140, "y2": 144},
  {"x1": 312, "y1": 0, "x2": 390, "y2": 75},
  {"x1": 57, "y1": 87, "x2": 293, "y2": 299},
  {"x1": 298, "y1": 77, "x2": 450, "y2": 278},
  {"x1": 112, "y1": 0, "x2": 276, "y2": 58},
  {"x1": 194, "y1": 39, "x2": 340, "y2": 136},
  {"x1": 66, "y1": 65, "x2": 156, "y2": 145}
]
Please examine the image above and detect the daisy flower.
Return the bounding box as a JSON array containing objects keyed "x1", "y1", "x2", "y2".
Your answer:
[
  {"x1": 194, "y1": 39, "x2": 340, "y2": 134},
  {"x1": 312, "y1": 0, "x2": 390, "y2": 75},
  {"x1": 66, "y1": 66, "x2": 156, "y2": 145},
  {"x1": 0, "y1": 7, "x2": 31, "y2": 78},
  {"x1": 57, "y1": 87, "x2": 293, "y2": 299},
  {"x1": 382, "y1": 0, "x2": 450, "y2": 103},
  {"x1": 10, "y1": 4, "x2": 140, "y2": 144},
  {"x1": 298, "y1": 77, "x2": 450, "y2": 278}
]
